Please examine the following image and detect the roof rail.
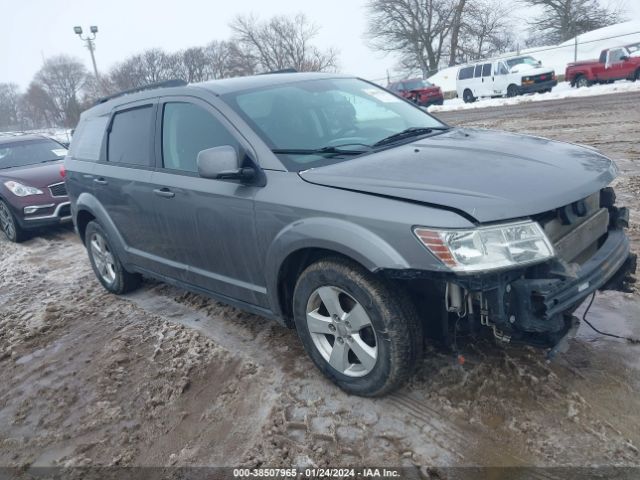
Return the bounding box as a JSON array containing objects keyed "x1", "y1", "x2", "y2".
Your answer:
[
  {"x1": 95, "y1": 79, "x2": 188, "y2": 105},
  {"x1": 258, "y1": 68, "x2": 298, "y2": 75}
]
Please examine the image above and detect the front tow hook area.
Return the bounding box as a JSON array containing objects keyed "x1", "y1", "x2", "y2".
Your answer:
[{"x1": 547, "y1": 315, "x2": 581, "y2": 360}]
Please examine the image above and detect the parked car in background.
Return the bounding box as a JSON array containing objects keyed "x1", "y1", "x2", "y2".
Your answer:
[
  {"x1": 66, "y1": 73, "x2": 634, "y2": 396},
  {"x1": 457, "y1": 55, "x2": 557, "y2": 103},
  {"x1": 565, "y1": 45, "x2": 640, "y2": 88},
  {"x1": 387, "y1": 78, "x2": 444, "y2": 107},
  {"x1": 0, "y1": 135, "x2": 70, "y2": 242}
]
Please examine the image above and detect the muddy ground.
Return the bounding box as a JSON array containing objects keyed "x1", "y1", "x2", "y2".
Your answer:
[{"x1": 1, "y1": 91, "x2": 640, "y2": 474}]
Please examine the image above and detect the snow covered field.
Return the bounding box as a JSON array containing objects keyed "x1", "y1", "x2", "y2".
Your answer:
[{"x1": 428, "y1": 79, "x2": 640, "y2": 113}]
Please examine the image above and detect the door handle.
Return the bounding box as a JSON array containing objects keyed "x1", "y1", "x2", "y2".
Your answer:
[
  {"x1": 153, "y1": 188, "x2": 175, "y2": 198},
  {"x1": 94, "y1": 178, "x2": 108, "y2": 185}
]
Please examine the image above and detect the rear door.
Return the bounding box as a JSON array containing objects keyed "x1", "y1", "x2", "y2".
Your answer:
[
  {"x1": 478, "y1": 63, "x2": 493, "y2": 96},
  {"x1": 92, "y1": 99, "x2": 166, "y2": 274},
  {"x1": 151, "y1": 96, "x2": 266, "y2": 306}
]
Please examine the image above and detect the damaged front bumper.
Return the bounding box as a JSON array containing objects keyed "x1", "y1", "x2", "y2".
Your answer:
[{"x1": 452, "y1": 227, "x2": 636, "y2": 347}]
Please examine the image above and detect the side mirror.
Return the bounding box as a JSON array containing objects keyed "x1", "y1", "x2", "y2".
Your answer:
[{"x1": 197, "y1": 145, "x2": 255, "y2": 182}]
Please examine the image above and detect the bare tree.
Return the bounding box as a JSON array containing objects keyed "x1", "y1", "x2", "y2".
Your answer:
[
  {"x1": 205, "y1": 40, "x2": 256, "y2": 78},
  {"x1": 458, "y1": 0, "x2": 515, "y2": 61},
  {"x1": 523, "y1": 0, "x2": 626, "y2": 44},
  {"x1": 366, "y1": 0, "x2": 457, "y2": 77},
  {"x1": 30, "y1": 55, "x2": 87, "y2": 127},
  {"x1": 230, "y1": 13, "x2": 339, "y2": 72},
  {"x1": 0, "y1": 83, "x2": 21, "y2": 131},
  {"x1": 449, "y1": 0, "x2": 469, "y2": 66}
]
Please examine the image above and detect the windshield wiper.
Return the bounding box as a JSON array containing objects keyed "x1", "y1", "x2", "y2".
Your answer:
[
  {"x1": 272, "y1": 144, "x2": 372, "y2": 157},
  {"x1": 372, "y1": 126, "x2": 449, "y2": 148}
]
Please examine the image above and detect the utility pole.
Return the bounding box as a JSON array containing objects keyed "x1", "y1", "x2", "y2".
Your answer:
[{"x1": 74, "y1": 26, "x2": 100, "y2": 80}]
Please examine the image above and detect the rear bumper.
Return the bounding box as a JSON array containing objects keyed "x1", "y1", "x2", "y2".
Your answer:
[{"x1": 518, "y1": 79, "x2": 557, "y2": 94}]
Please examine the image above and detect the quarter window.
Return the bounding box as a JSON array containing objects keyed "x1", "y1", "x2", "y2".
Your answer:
[
  {"x1": 70, "y1": 115, "x2": 108, "y2": 161},
  {"x1": 108, "y1": 106, "x2": 154, "y2": 166},
  {"x1": 162, "y1": 102, "x2": 239, "y2": 173}
]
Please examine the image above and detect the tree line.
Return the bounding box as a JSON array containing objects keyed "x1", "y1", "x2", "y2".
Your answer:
[
  {"x1": 366, "y1": 0, "x2": 626, "y2": 78},
  {"x1": 0, "y1": 13, "x2": 338, "y2": 131},
  {"x1": 0, "y1": 1, "x2": 626, "y2": 131}
]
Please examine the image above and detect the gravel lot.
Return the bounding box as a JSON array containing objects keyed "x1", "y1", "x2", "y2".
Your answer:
[{"x1": 1, "y1": 91, "x2": 639, "y2": 473}]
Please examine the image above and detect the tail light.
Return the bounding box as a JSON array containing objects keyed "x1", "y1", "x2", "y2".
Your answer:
[{"x1": 60, "y1": 165, "x2": 66, "y2": 178}]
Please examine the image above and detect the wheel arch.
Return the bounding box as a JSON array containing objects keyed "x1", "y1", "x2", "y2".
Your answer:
[
  {"x1": 265, "y1": 218, "x2": 411, "y2": 325},
  {"x1": 75, "y1": 192, "x2": 127, "y2": 256}
]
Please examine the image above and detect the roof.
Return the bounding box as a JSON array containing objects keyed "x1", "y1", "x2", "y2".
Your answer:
[
  {"x1": 195, "y1": 71, "x2": 352, "y2": 95},
  {"x1": 0, "y1": 134, "x2": 49, "y2": 146}
]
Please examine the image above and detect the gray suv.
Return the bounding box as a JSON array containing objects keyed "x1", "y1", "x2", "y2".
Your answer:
[{"x1": 66, "y1": 73, "x2": 636, "y2": 396}]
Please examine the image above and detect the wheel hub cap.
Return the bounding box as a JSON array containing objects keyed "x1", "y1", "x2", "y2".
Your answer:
[{"x1": 305, "y1": 286, "x2": 378, "y2": 377}]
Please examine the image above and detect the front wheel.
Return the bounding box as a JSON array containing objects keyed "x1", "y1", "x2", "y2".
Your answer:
[
  {"x1": 85, "y1": 221, "x2": 141, "y2": 294},
  {"x1": 0, "y1": 200, "x2": 26, "y2": 243},
  {"x1": 506, "y1": 84, "x2": 519, "y2": 97},
  {"x1": 293, "y1": 258, "x2": 422, "y2": 396}
]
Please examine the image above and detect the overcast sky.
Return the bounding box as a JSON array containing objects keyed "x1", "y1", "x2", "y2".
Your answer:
[{"x1": 1, "y1": 0, "x2": 639, "y2": 90}]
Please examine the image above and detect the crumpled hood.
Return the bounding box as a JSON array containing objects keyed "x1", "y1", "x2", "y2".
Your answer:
[
  {"x1": 299, "y1": 128, "x2": 617, "y2": 223},
  {"x1": 0, "y1": 161, "x2": 64, "y2": 189}
]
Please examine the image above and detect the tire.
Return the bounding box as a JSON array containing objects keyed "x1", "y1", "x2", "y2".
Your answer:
[
  {"x1": 635, "y1": 69, "x2": 640, "y2": 82},
  {"x1": 0, "y1": 199, "x2": 26, "y2": 243},
  {"x1": 292, "y1": 257, "x2": 422, "y2": 396},
  {"x1": 85, "y1": 220, "x2": 141, "y2": 294},
  {"x1": 462, "y1": 89, "x2": 475, "y2": 103},
  {"x1": 506, "y1": 84, "x2": 519, "y2": 97},
  {"x1": 575, "y1": 75, "x2": 590, "y2": 88}
]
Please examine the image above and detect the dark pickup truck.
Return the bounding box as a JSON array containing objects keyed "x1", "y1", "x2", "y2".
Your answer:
[{"x1": 565, "y1": 44, "x2": 640, "y2": 87}]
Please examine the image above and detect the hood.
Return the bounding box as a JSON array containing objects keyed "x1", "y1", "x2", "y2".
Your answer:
[
  {"x1": 0, "y1": 161, "x2": 64, "y2": 189},
  {"x1": 299, "y1": 128, "x2": 617, "y2": 223},
  {"x1": 510, "y1": 64, "x2": 553, "y2": 75}
]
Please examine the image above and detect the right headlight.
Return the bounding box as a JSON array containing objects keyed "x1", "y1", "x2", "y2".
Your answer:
[
  {"x1": 4, "y1": 181, "x2": 44, "y2": 197},
  {"x1": 414, "y1": 220, "x2": 555, "y2": 273}
]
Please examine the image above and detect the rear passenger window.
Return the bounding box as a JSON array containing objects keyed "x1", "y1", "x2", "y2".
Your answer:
[
  {"x1": 162, "y1": 102, "x2": 239, "y2": 173},
  {"x1": 482, "y1": 63, "x2": 492, "y2": 76},
  {"x1": 458, "y1": 66, "x2": 474, "y2": 80},
  {"x1": 474, "y1": 65, "x2": 482, "y2": 78},
  {"x1": 69, "y1": 115, "x2": 109, "y2": 161},
  {"x1": 108, "y1": 106, "x2": 154, "y2": 166}
]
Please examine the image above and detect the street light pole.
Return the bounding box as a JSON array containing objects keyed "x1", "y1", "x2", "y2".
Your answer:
[{"x1": 74, "y1": 26, "x2": 100, "y2": 80}]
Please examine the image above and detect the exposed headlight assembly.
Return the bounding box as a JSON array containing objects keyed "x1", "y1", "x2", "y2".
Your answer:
[
  {"x1": 4, "y1": 181, "x2": 44, "y2": 197},
  {"x1": 414, "y1": 221, "x2": 555, "y2": 273}
]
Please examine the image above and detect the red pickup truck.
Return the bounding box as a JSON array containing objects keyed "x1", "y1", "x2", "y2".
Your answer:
[{"x1": 565, "y1": 44, "x2": 640, "y2": 88}]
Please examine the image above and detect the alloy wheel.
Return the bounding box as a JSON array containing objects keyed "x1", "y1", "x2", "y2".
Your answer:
[
  {"x1": 305, "y1": 286, "x2": 378, "y2": 377},
  {"x1": 0, "y1": 201, "x2": 16, "y2": 240},
  {"x1": 576, "y1": 76, "x2": 589, "y2": 88},
  {"x1": 90, "y1": 232, "x2": 117, "y2": 284}
]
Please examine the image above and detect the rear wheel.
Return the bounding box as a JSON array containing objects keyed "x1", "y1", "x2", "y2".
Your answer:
[
  {"x1": 462, "y1": 89, "x2": 475, "y2": 103},
  {"x1": 292, "y1": 257, "x2": 422, "y2": 396},
  {"x1": 635, "y1": 69, "x2": 640, "y2": 81},
  {"x1": 575, "y1": 75, "x2": 590, "y2": 88},
  {"x1": 506, "y1": 84, "x2": 519, "y2": 97},
  {"x1": 0, "y1": 200, "x2": 26, "y2": 243},
  {"x1": 85, "y1": 221, "x2": 141, "y2": 294}
]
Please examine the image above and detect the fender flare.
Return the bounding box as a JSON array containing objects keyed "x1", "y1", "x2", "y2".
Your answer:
[
  {"x1": 75, "y1": 192, "x2": 129, "y2": 261},
  {"x1": 264, "y1": 217, "x2": 411, "y2": 317}
]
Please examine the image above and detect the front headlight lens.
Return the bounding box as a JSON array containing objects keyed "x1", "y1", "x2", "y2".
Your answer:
[
  {"x1": 414, "y1": 221, "x2": 555, "y2": 273},
  {"x1": 4, "y1": 181, "x2": 44, "y2": 197}
]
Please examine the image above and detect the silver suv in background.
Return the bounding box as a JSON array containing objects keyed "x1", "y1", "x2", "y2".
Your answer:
[{"x1": 65, "y1": 73, "x2": 635, "y2": 396}]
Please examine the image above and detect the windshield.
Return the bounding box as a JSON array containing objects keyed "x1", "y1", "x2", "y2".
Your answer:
[
  {"x1": 0, "y1": 138, "x2": 67, "y2": 169},
  {"x1": 223, "y1": 78, "x2": 446, "y2": 171},
  {"x1": 505, "y1": 56, "x2": 539, "y2": 68},
  {"x1": 403, "y1": 79, "x2": 433, "y2": 90}
]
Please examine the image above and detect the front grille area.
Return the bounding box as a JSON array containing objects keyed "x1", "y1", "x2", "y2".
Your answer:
[
  {"x1": 58, "y1": 204, "x2": 71, "y2": 218},
  {"x1": 49, "y1": 182, "x2": 67, "y2": 197},
  {"x1": 537, "y1": 192, "x2": 609, "y2": 265}
]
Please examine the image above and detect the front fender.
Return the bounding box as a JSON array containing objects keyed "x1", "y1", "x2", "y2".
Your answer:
[{"x1": 264, "y1": 217, "x2": 411, "y2": 316}]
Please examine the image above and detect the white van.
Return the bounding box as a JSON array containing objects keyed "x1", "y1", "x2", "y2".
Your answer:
[{"x1": 456, "y1": 56, "x2": 557, "y2": 103}]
